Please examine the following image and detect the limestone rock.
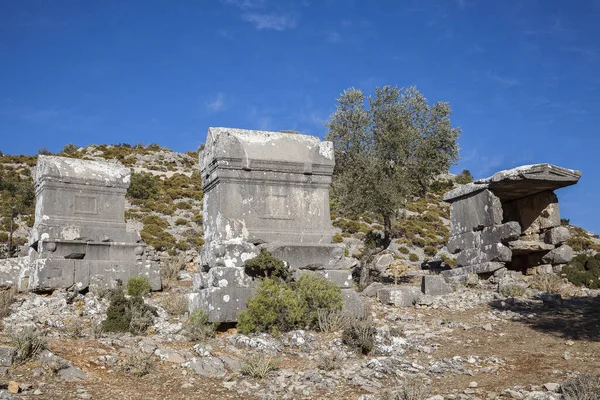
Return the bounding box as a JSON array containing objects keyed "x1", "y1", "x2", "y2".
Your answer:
[
  {"x1": 361, "y1": 282, "x2": 384, "y2": 297},
  {"x1": 449, "y1": 189, "x2": 503, "y2": 236},
  {"x1": 0, "y1": 346, "x2": 16, "y2": 367},
  {"x1": 185, "y1": 357, "x2": 226, "y2": 377},
  {"x1": 457, "y1": 243, "x2": 511, "y2": 267},
  {"x1": 544, "y1": 226, "x2": 570, "y2": 245},
  {"x1": 542, "y1": 245, "x2": 574, "y2": 264},
  {"x1": 421, "y1": 275, "x2": 452, "y2": 296},
  {"x1": 377, "y1": 286, "x2": 421, "y2": 307}
]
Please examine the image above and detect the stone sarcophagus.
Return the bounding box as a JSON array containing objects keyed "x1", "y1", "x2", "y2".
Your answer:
[
  {"x1": 190, "y1": 128, "x2": 359, "y2": 322},
  {"x1": 28, "y1": 156, "x2": 160, "y2": 291},
  {"x1": 442, "y1": 164, "x2": 581, "y2": 284}
]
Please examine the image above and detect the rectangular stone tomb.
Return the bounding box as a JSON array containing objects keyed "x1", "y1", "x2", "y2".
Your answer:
[
  {"x1": 25, "y1": 156, "x2": 160, "y2": 291},
  {"x1": 443, "y1": 164, "x2": 581, "y2": 279},
  {"x1": 192, "y1": 128, "x2": 360, "y2": 322}
]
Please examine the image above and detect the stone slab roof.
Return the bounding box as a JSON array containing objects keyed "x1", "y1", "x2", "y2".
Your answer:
[
  {"x1": 444, "y1": 163, "x2": 581, "y2": 203},
  {"x1": 35, "y1": 156, "x2": 130, "y2": 189}
]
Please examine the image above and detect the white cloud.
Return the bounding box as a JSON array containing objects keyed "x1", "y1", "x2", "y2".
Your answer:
[
  {"x1": 206, "y1": 93, "x2": 226, "y2": 113},
  {"x1": 223, "y1": 0, "x2": 266, "y2": 10},
  {"x1": 242, "y1": 13, "x2": 297, "y2": 31}
]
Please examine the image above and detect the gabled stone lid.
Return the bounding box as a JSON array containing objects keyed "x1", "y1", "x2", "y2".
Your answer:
[
  {"x1": 444, "y1": 163, "x2": 581, "y2": 203},
  {"x1": 201, "y1": 127, "x2": 335, "y2": 177},
  {"x1": 35, "y1": 156, "x2": 130, "y2": 189}
]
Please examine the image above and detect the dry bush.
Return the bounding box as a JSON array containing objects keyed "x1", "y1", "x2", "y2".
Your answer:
[
  {"x1": 499, "y1": 284, "x2": 527, "y2": 298},
  {"x1": 41, "y1": 355, "x2": 68, "y2": 375},
  {"x1": 316, "y1": 352, "x2": 341, "y2": 371},
  {"x1": 11, "y1": 328, "x2": 46, "y2": 363},
  {"x1": 317, "y1": 308, "x2": 350, "y2": 332},
  {"x1": 64, "y1": 318, "x2": 84, "y2": 338},
  {"x1": 162, "y1": 293, "x2": 188, "y2": 317},
  {"x1": 90, "y1": 321, "x2": 104, "y2": 339},
  {"x1": 382, "y1": 376, "x2": 430, "y2": 400},
  {"x1": 342, "y1": 318, "x2": 376, "y2": 355},
  {"x1": 240, "y1": 354, "x2": 277, "y2": 379},
  {"x1": 562, "y1": 374, "x2": 600, "y2": 400},
  {"x1": 530, "y1": 273, "x2": 564, "y2": 294},
  {"x1": 0, "y1": 285, "x2": 17, "y2": 318},
  {"x1": 122, "y1": 353, "x2": 154, "y2": 377},
  {"x1": 161, "y1": 254, "x2": 187, "y2": 289}
]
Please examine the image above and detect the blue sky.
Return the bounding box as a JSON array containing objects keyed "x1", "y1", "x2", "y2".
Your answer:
[{"x1": 1, "y1": 0, "x2": 599, "y2": 233}]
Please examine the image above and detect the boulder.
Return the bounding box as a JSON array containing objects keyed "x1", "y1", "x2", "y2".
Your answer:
[
  {"x1": 377, "y1": 286, "x2": 421, "y2": 307},
  {"x1": 421, "y1": 275, "x2": 452, "y2": 296}
]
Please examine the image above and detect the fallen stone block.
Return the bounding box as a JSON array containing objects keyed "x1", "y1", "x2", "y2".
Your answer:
[
  {"x1": 481, "y1": 222, "x2": 521, "y2": 246},
  {"x1": 341, "y1": 289, "x2": 366, "y2": 318},
  {"x1": 544, "y1": 226, "x2": 571, "y2": 245},
  {"x1": 508, "y1": 240, "x2": 555, "y2": 254},
  {"x1": 377, "y1": 286, "x2": 421, "y2": 307},
  {"x1": 456, "y1": 243, "x2": 511, "y2": 267},
  {"x1": 542, "y1": 244, "x2": 574, "y2": 264},
  {"x1": 447, "y1": 231, "x2": 481, "y2": 254},
  {"x1": 0, "y1": 346, "x2": 16, "y2": 367},
  {"x1": 361, "y1": 282, "x2": 384, "y2": 297},
  {"x1": 421, "y1": 275, "x2": 452, "y2": 296}
]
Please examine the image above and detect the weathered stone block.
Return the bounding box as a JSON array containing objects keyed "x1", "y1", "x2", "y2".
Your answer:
[
  {"x1": 508, "y1": 241, "x2": 555, "y2": 255},
  {"x1": 503, "y1": 191, "x2": 560, "y2": 235},
  {"x1": 206, "y1": 267, "x2": 252, "y2": 288},
  {"x1": 377, "y1": 286, "x2": 421, "y2": 307},
  {"x1": 421, "y1": 275, "x2": 452, "y2": 296},
  {"x1": 189, "y1": 287, "x2": 255, "y2": 323},
  {"x1": 544, "y1": 226, "x2": 570, "y2": 245},
  {"x1": 298, "y1": 270, "x2": 353, "y2": 288},
  {"x1": 265, "y1": 243, "x2": 347, "y2": 270},
  {"x1": 447, "y1": 232, "x2": 481, "y2": 254},
  {"x1": 456, "y1": 243, "x2": 511, "y2": 267},
  {"x1": 449, "y1": 189, "x2": 503, "y2": 236},
  {"x1": 481, "y1": 222, "x2": 521, "y2": 246},
  {"x1": 341, "y1": 289, "x2": 366, "y2": 318},
  {"x1": 0, "y1": 346, "x2": 16, "y2": 367},
  {"x1": 542, "y1": 245, "x2": 574, "y2": 264},
  {"x1": 361, "y1": 282, "x2": 384, "y2": 297}
]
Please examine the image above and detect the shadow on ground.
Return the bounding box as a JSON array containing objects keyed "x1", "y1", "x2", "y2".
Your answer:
[{"x1": 490, "y1": 295, "x2": 600, "y2": 341}]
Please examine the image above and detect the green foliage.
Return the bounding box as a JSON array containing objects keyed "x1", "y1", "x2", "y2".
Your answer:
[
  {"x1": 332, "y1": 233, "x2": 344, "y2": 243},
  {"x1": 126, "y1": 276, "x2": 152, "y2": 297},
  {"x1": 398, "y1": 246, "x2": 410, "y2": 254},
  {"x1": 563, "y1": 254, "x2": 600, "y2": 289},
  {"x1": 185, "y1": 309, "x2": 218, "y2": 341},
  {"x1": 342, "y1": 318, "x2": 376, "y2": 354},
  {"x1": 141, "y1": 216, "x2": 175, "y2": 251},
  {"x1": 175, "y1": 218, "x2": 189, "y2": 226},
  {"x1": 244, "y1": 249, "x2": 292, "y2": 282},
  {"x1": 561, "y1": 218, "x2": 571, "y2": 226},
  {"x1": 455, "y1": 169, "x2": 474, "y2": 185},
  {"x1": 499, "y1": 284, "x2": 527, "y2": 298},
  {"x1": 240, "y1": 354, "x2": 277, "y2": 379},
  {"x1": 408, "y1": 253, "x2": 419, "y2": 262},
  {"x1": 326, "y1": 86, "x2": 460, "y2": 240},
  {"x1": 333, "y1": 218, "x2": 371, "y2": 235},
  {"x1": 59, "y1": 143, "x2": 80, "y2": 158},
  {"x1": 11, "y1": 328, "x2": 46, "y2": 363},
  {"x1": 424, "y1": 246, "x2": 437, "y2": 257},
  {"x1": 127, "y1": 171, "x2": 159, "y2": 200},
  {"x1": 237, "y1": 274, "x2": 342, "y2": 334},
  {"x1": 440, "y1": 253, "x2": 456, "y2": 267},
  {"x1": 103, "y1": 283, "x2": 156, "y2": 334},
  {"x1": 567, "y1": 227, "x2": 600, "y2": 252}
]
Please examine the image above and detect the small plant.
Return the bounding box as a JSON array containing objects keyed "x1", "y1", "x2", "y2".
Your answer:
[
  {"x1": 127, "y1": 171, "x2": 158, "y2": 200},
  {"x1": 332, "y1": 233, "x2": 344, "y2": 243},
  {"x1": 423, "y1": 246, "x2": 437, "y2": 257},
  {"x1": 408, "y1": 253, "x2": 419, "y2": 262},
  {"x1": 90, "y1": 321, "x2": 104, "y2": 339},
  {"x1": 563, "y1": 253, "x2": 600, "y2": 289},
  {"x1": 244, "y1": 249, "x2": 292, "y2": 282},
  {"x1": 240, "y1": 354, "x2": 277, "y2": 379},
  {"x1": 103, "y1": 283, "x2": 157, "y2": 334},
  {"x1": 129, "y1": 297, "x2": 156, "y2": 335},
  {"x1": 530, "y1": 273, "x2": 563, "y2": 294},
  {"x1": 382, "y1": 376, "x2": 430, "y2": 400},
  {"x1": 317, "y1": 308, "x2": 350, "y2": 332},
  {"x1": 126, "y1": 276, "x2": 152, "y2": 297},
  {"x1": 455, "y1": 169, "x2": 474, "y2": 185},
  {"x1": 11, "y1": 328, "x2": 46, "y2": 363},
  {"x1": 389, "y1": 262, "x2": 409, "y2": 285},
  {"x1": 562, "y1": 374, "x2": 600, "y2": 400},
  {"x1": 499, "y1": 284, "x2": 527, "y2": 298},
  {"x1": 0, "y1": 286, "x2": 16, "y2": 318},
  {"x1": 185, "y1": 309, "x2": 218, "y2": 341},
  {"x1": 162, "y1": 293, "x2": 188, "y2": 317},
  {"x1": 398, "y1": 246, "x2": 410, "y2": 254},
  {"x1": 122, "y1": 353, "x2": 154, "y2": 377},
  {"x1": 64, "y1": 318, "x2": 84, "y2": 338},
  {"x1": 175, "y1": 218, "x2": 189, "y2": 226},
  {"x1": 342, "y1": 318, "x2": 376, "y2": 355},
  {"x1": 161, "y1": 253, "x2": 187, "y2": 290},
  {"x1": 316, "y1": 352, "x2": 341, "y2": 371}
]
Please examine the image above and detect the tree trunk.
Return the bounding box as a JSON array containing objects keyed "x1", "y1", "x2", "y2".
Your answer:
[{"x1": 382, "y1": 214, "x2": 392, "y2": 249}]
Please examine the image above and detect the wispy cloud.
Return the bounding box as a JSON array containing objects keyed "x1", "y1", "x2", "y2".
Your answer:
[
  {"x1": 242, "y1": 13, "x2": 297, "y2": 30},
  {"x1": 223, "y1": 0, "x2": 266, "y2": 10},
  {"x1": 325, "y1": 31, "x2": 341, "y2": 43},
  {"x1": 206, "y1": 93, "x2": 226, "y2": 113},
  {"x1": 562, "y1": 46, "x2": 600, "y2": 60},
  {"x1": 487, "y1": 71, "x2": 519, "y2": 88}
]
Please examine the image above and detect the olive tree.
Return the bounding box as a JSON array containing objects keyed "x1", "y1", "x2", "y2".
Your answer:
[{"x1": 325, "y1": 86, "x2": 460, "y2": 245}]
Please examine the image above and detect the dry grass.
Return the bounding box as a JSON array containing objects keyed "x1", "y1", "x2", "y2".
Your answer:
[
  {"x1": 530, "y1": 273, "x2": 564, "y2": 294},
  {"x1": 162, "y1": 293, "x2": 188, "y2": 317},
  {"x1": 382, "y1": 376, "x2": 430, "y2": 400},
  {"x1": 161, "y1": 254, "x2": 187, "y2": 289},
  {"x1": 562, "y1": 374, "x2": 600, "y2": 400},
  {"x1": 240, "y1": 354, "x2": 277, "y2": 379},
  {"x1": 122, "y1": 353, "x2": 154, "y2": 377},
  {"x1": 11, "y1": 328, "x2": 46, "y2": 363},
  {"x1": 317, "y1": 308, "x2": 350, "y2": 332}
]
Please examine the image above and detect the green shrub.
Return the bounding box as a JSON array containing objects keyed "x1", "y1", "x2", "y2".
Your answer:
[
  {"x1": 175, "y1": 218, "x2": 188, "y2": 226},
  {"x1": 332, "y1": 233, "x2": 344, "y2": 243},
  {"x1": 185, "y1": 309, "x2": 218, "y2": 341},
  {"x1": 244, "y1": 249, "x2": 292, "y2": 282},
  {"x1": 142, "y1": 215, "x2": 168, "y2": 228},
  {"x1": 127, "y1": 171, "x2": 158, "y2": 200},
  {"x1": 424, "y1": 246, "x2": 437, "y2": 257},
  {"x1": 122, "y1": 353, "x2": 154, "y2": 377},
  {"x1": 103, "y1": 283, "x2": 157, "y2": 334},
  {"x1": 175, "y1": 239, "x2": 189, "y2": 251},
  {"x1": 240, "y1": 354, "x2": 277, "y2": 379},
  {"x1": 11, "y1": 328, "x2": 46, "y2": 363},
  {"x1": 175, "y1": 201, "x2": 192, "y2": 210},
  {"x1": 440, "y1": 253, "x2": 456, "y2": 267},
  {"x1": 563, "y1": 254, "x2": 600, "y2": 289},
  {"x1": 455, "y1": 169, "x2": 474, "y2": 185},
  {"x1": 529, "y1": 273, "x2": 563, "y2": 294},
  {"x1": 408, "y1": 253, "x2": 419, "y2": 262},
  {"x1": 499, "y1": 284, "x2": 527, "y2": 298},
  {"x1": 398, "y1": 246, "x2": 410, "y2": 254},
  {"x1": 192, "y1": 213, "x2": 203, "y2": 225},
  {"x1": 141, "y1": 223, "x2": 176, "y2": 251},
  {"x1": 126, "y1": 276, "x2": 152, "y2": 297},
  {"x1": 342, "y1": 319, "x2": 375, "y2": 354},
  {"x1": 237, "y1": 274, "x2": 342, "y2": 335}
]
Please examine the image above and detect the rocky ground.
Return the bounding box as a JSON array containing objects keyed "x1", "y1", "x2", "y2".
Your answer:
[{"x1": 0, "y1": 274, "x2": 599, "y2": 400}]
